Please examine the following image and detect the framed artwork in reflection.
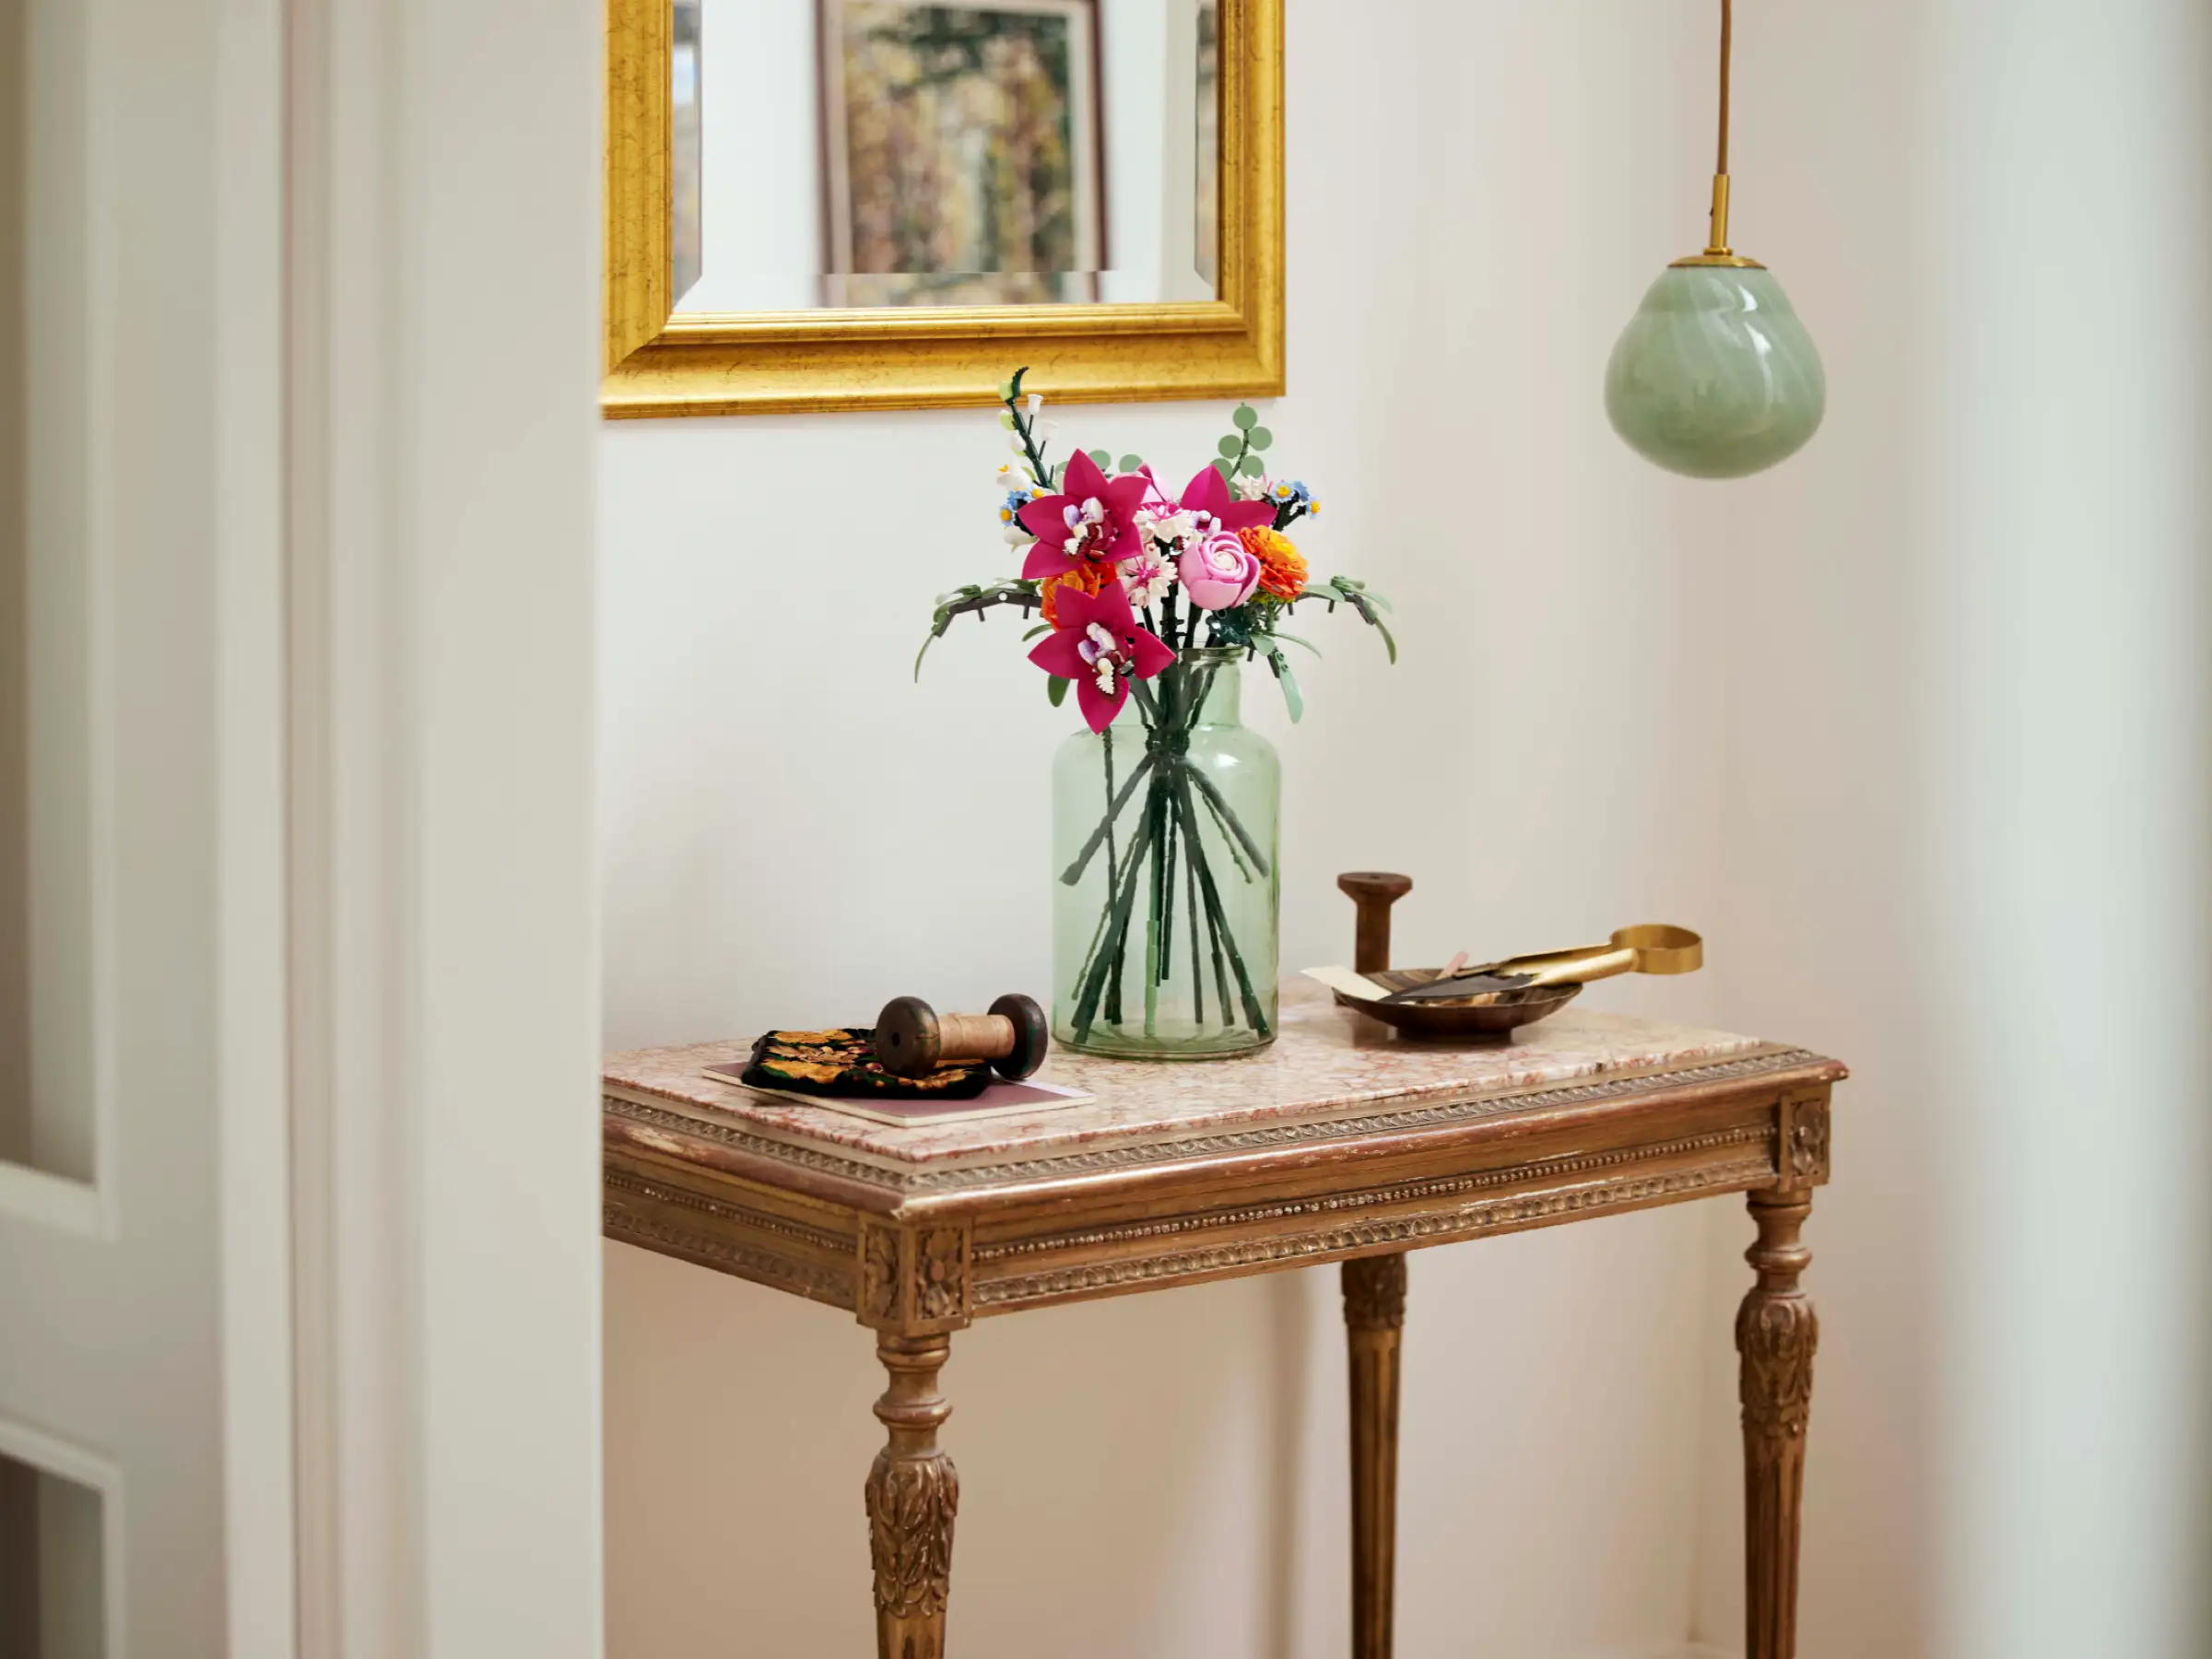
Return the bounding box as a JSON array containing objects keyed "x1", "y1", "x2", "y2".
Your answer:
[{"x1": 818, "y1": 0, "x2": 1105, "y2": 307}]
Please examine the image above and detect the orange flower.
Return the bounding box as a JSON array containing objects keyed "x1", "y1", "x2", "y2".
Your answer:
[
  {"x1": 1040, "y1": 560, "x2": 1112, "y2": 627},
  {"x1": 1238, "y1": 526, "x2": 1307, "y2": 600}
]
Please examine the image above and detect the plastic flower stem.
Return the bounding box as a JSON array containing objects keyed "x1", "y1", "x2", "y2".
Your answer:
[
  {"x1": 1105, "y1": 851, "x2": 1129, "y2": 1027},
  {"x1": 1100, "y1": 724, "x2": 1119, "y2": 891},
  {"x1": 1198, "y1": 851, "x2": 1234, "y2": 1028},
  {"x1": 1065, "y1": 774, "x2": 1129, "y2": 1007},
  {"x1": 1143, "y1": 798, "x2": 1162, "y2": 1038},
  {"x1": 1001, "y1": 368, "x2": 1053, "y2": 487},
  {"x1": 1174, "y1": 778, "x2": 1269, "y2": 1036},
  {"x1": 1069, "y1": 787, "x2": 1159, "y2": 1042},
  {"x1": 1067, "y1": 865, "x2": 1116, "y2": 1006},
  {"x1": 1059, "y1": 750, "x2": 1154, "y2": 886},
  {"x1": 1187, "y1": 763, "x2": 1272, "y2": 877},
  {"x1": 1159, "y1": 800, "x2": 1178, "y2": 978},
  {"x1": 1186, "y1": 842, "x2": 1206, "y2": 1027},
  {"x1": 1198, "y1": 783, "x2": 1253, "y2": 883}
]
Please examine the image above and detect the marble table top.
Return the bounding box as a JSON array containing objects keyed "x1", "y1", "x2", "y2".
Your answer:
[{"x1": 603, "y1": 981, "x2": 1782, "y2": 1175}]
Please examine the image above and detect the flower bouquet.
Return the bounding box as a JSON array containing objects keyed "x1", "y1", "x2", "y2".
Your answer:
[{"x1": 917, "y1": 369, "x2": 1395, "y2": 1058}]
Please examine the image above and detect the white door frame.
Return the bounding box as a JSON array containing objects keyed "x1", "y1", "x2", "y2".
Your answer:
[
  {"x1": 283, "y1": 0, "x2": 608, "y2": 1650},
  {"x1": 1, "y1": 0, "x2": 606, "y2": 1650}
]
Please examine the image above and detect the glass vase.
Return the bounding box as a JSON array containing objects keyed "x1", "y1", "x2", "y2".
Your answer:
[{"x1": 1051, "y1": 647, "x2": 1280, "y2": 1059}]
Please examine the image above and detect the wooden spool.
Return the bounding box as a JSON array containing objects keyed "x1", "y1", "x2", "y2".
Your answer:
[
  {"x1": 874, "y1": 994, "x2": 1051, "y2": 1080},
  {"x1": 1336, "y1": 871, "x2": 1413, "y2": 975}
]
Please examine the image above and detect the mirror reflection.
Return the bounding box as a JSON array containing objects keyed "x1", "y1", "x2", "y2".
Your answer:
[{"x1": 677, "y1": 0, "x2": 1221, "y2": 312}]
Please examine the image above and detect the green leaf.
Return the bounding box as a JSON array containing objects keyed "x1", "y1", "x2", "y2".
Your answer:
[
  {"x1": 1087, "y1": 448, "x2": 1111, "y2": 469},
  {"x1": 1046, "y1": 675, "x2": 1071, "y2": 707},
  {"x1": 1021, "y1": 623, "x2": 1052, "y2": 641},
  {"x1": 1248, "y1": 427, "x2": 1273, "y2": 452},
  {"x1": 1238, "y1": 454, "x2": 1265, "y2": 477},
  {"x1": 914, "y1": 626, "x2": 947, "y2": 680},
  {"x1": 1266, "y1": 650, "x2": 1303, "y2": 722},
  {"x1": 1272, "y1": 630, "x2": 1322, "y2": 656},
  {"x1": 1372, "y1": 617, "x2": 1398, "y2": 664},
  {"x1": 998, "y1": 411, "x2": 1017, "y2": 429},
  {"x1": 1232, "y1": 404, "x2": 1259, "y2": 430},
  {"x1": 997, "y1": 378, "x2": 1016, "y2": 401},
  {"x1": 1217, "y1": 435, "x2": 1242, "y2": 459},
  {"x1": 1212, "y1": 457, "x2": 1235, "y2": 479},
  {"x1": 1118, "y1": 454, "x2": 1143, "y2": 473}
]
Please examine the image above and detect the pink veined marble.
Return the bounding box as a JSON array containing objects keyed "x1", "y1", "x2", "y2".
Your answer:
[{"x1": 602, "y1": 980, "x2": 1778, "y2": 1171}]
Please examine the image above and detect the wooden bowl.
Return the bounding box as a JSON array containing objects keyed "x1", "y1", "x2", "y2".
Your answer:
[{"x1": 1330, "y1": 971, "x2": 1583, "y2": 1041}]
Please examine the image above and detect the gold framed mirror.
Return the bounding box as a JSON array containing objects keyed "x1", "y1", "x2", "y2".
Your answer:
[{"x1": 603, "y1": 0, "x2": 1282, "y2": 418}]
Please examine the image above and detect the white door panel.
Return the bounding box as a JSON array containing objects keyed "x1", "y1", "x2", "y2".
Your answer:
[
  {"x1": 0, "y1": 0, "x2": 288, "y2": 1649},
  {"x1": 5, "y1": 0, "x2": 602, "y2": 1646}
]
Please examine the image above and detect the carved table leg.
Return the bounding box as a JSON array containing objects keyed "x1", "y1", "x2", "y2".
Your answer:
[
  {"x1": 1739, "y1": 1190, "x2": 1817, "y2": 1659},
  {"x1": 866, "y1": 1334, "x2": 958, "y2": 1659},
  {"x1": 1342, "y1": 1252, "x2": 1407, "y2": 1659}
]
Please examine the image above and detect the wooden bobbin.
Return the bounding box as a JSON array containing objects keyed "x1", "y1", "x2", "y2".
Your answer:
[
  {"x1": 1337, "y1": 872, "x2": 1414, "y2": 975},
  {"x1": 874, "y1": 994, "x2": 1051, "y2": 1080}
]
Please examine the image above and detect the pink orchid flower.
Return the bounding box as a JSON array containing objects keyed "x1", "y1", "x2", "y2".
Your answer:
[
  {"x1": 1180, "y1": 528, "x2": 1263, "y2": 610},
  {"x1": 1027, "y1": 579, "x2": 1176, "y2": 733},
  {"x1": 1172, "y1": 462, "x2": 1277, "y2": 539},
  {"x1": 1017, "y1": 450, "x2": 1150, "y2": 582}
]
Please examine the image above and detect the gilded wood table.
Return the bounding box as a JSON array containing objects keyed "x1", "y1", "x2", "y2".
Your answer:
[{"x1": 603, "y1": 982, "x2": 1844, "y2": 1659}]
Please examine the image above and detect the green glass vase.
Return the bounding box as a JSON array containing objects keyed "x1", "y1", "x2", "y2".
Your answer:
[
  {"x1": 1605, "y1": 264, "x2": 1825, "y2": 480},
  {"x1": 1051, "y1": 648, "x2": 1280, "y2": 1059}
]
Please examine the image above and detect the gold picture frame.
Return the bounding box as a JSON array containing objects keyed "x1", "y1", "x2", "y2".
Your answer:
[{"x1": 601, "y1": 0, "x2": 1284, "y2": 418}]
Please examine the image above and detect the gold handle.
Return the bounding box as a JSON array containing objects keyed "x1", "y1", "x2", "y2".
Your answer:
[
  {"x1": 1470, "y1": 926, "x2": 1703, "y2": 989},
  {"x1": 1516, "y1": 945, "x2": 1639, "y2": 990}
]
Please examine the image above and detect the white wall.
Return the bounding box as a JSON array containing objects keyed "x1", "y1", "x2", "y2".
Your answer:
[
  {"x1": 601, "y1": 2, "x2": 2212, "y2": 1655},
  {"x1": 1683, "y1": 1, "x2": 2212, "y2": 1655}
]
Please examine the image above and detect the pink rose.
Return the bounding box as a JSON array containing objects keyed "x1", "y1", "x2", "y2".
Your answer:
[{"x1": 1178, "y1": 529, "x2": 1261, "y2": 611}]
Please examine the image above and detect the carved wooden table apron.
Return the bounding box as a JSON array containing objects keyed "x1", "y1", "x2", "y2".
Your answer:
[{"x1": 603, "y1": 983, "x2": 1844, "y2": 1659}]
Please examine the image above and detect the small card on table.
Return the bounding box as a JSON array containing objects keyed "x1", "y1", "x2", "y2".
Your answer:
[{"x1": 700, "y1": 1064, "x2": 1091, "y2": 1127}]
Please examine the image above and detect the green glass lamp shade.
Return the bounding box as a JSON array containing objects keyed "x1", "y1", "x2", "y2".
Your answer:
[{"x1": 1605, "y1": 264, "x2": 1825, "y2": 480}]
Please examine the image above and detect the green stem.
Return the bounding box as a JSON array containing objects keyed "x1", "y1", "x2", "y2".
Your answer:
[
  {"x1": 1200, "y1": 865, "x2": 1234, "y2": 1027},
  {"x1": 1071, "y1": 788, "x2": 1160, "y2": 1042},
  {"x1": 1199, "y1": 782, "x2": 1254, "y2": 883},
  {"x1": 1143, "y1": 779, "x2": 1165, "y2": 1036},
  {"x1": 1186, "y1": 838, "x2": 1206, "y2": 1027},
  {"x1": 1174, "y1": 780, "x2": 1267, "y2": 1035},
  {"x1": 1159, "y1": 791, "x2": 1177, "y2": 971},
  {"x1": 1188, "y1": 763, "x2": 1272, "y2": 877},
  {"x1": 1061, "y1": 749, "x2": 1153, "y2": 887},
  {"x1": 1003, "y1": 367, "x2": 1053, "y2": 486}
]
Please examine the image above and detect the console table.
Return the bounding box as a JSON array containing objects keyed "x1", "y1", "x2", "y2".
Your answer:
[{"x1": 603, "y1": 982, "x2": 1842, "y2": 1659}]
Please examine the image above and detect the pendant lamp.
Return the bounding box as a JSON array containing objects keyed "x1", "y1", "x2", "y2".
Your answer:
[{"x1": 1606, "y1": 0, "x2": 1824, "y2": 480}]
